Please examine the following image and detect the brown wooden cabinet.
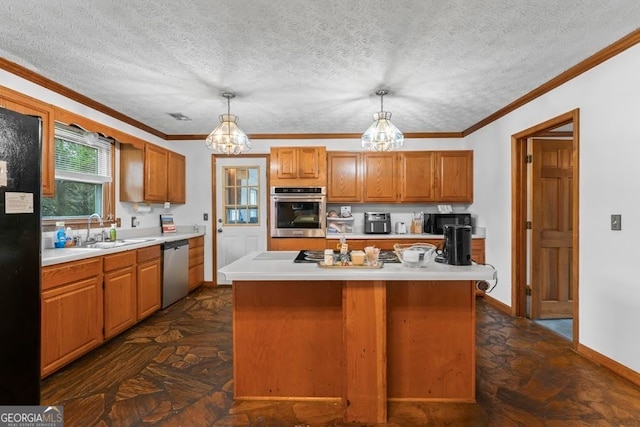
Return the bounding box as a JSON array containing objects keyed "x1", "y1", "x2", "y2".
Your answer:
[
  {"x1": 144, "y1": 144, "x2": 169, "y2": 202},
  {"x1": 103, "y1": 251, "x2": 137, "y2": 339},
  {"x1": 136, "y1": 245, "x2": 161, "y2": 320},
  {"x1": 326, "y1": 150, "x2": 473, "y2": 203},
  {"x1": 363, "y1": 153, "x2": 398, "y2": 202},
  {"x1": 188, "y1": 236, "x2": 205, "y2": 291},
  {"x1": 1, "y1": 87, "x2": 55, "y2": 197},
  {"x1": 269, "y1": 237, "x2": 327, "y2": 251},
  {"x1": 41, "y1": 258, "x2": 103, "y2": 377},
  {"x1": 270, "y1": 146, "x2": 326, "y2": 186},
  {"x1": 436, "y1": 150, "x2": 474, "y2": 202},
  {"x1": 167, "y1": 151, "x2": 186, "y2": 204},
  {"x1": 327, "y1": 152, "x2": 362, "y2": 202},
  {"x1": 120, "y1": 143, "x2": 186, "y2": 204}
]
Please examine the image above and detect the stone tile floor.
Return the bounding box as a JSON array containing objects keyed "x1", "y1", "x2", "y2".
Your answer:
[{"x1": 41, "y1": 286, "x2": 640, "y2": 426}]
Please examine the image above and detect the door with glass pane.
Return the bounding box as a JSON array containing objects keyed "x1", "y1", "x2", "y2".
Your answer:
[{"x1": 215, "y1": 157, "x2": 267, "y2": 285}]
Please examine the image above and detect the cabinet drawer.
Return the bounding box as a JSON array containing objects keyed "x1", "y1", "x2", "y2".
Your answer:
[
  {"x1": 42, "y1": 257, "x2": 102, "y2": 291},
  {"x1": 103, "y1": 251, "x2": 136, "y2": 272},
  {"x1": 189, "y1": 235, "x2": 204, "y2": 248},
  {"x1": 189, "y1": 245, "x2": 204, "y2": 267},
  {"x1": 137, "y1": 245, "x2": 160, "y2": 263}
]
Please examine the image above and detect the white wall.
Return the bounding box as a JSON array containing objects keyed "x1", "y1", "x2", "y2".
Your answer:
[{"x1": 468, "y1": 44, "x2": 640, "y2": 372}]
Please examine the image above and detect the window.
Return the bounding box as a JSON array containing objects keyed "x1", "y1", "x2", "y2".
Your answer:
[
  {"x1": 223, "y1": 166, "x2": 260, "y2": 225},
  {"x1": 42, "y1": 123, "x2": 114, "y2": 219}
]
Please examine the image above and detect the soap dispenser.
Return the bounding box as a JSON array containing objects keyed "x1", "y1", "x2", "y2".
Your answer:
[{"x1": 109, "y1": 224, "x2": 117, "y2": 241}]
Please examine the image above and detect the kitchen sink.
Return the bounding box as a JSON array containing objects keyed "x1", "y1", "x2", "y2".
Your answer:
[{"x1": 77, "y1": 238, "x2": 156, "y2": 249}]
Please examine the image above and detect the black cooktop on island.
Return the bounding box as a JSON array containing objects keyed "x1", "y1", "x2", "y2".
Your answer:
[{"x1": 293, "y1": 250, "x2": 400, "y2": 263}]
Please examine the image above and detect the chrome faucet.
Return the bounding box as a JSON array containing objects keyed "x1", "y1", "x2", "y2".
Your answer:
[{"x1": 87, "y1": 213, "x2": 103, "y2": 242}]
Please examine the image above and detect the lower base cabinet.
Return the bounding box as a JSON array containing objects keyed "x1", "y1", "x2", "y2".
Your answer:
[
  {"x1": 41, "y1": 258, "x2": 103, "y2": 377},
  {"x1": 103, "y1": 252, "x2": 137, "y2": 339},
  {"x1": 188, "y1": 236, "x2": 205, "y2": 291},
  {"x1": 41, "y1": 245, "x2": 164, "y2": 377},
  {"x1": 137, "y1": 246, "x2": 161, "y2": 320}
]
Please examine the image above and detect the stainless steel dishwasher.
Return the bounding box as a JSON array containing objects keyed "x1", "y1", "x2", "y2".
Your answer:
[{"x1": 162, "y1": 239, "x2": 189, "y2": 308}]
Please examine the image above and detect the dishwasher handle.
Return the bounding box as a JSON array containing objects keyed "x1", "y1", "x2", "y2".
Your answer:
[{"x1": 162, "y1": 239, "x2": 189, "y2": 250}]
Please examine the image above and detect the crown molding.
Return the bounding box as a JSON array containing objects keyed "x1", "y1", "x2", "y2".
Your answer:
[{"x1": 463, "y1": 28, "x2": 640, "y2": 136}]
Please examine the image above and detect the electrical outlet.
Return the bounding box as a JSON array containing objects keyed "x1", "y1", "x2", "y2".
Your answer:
[
  {"x1": 116, "y1": 217, "x2": 121, "y2": 227},
  {"x1": 131, "y1": 216, "x2": 137, "y2": 228},
  {"x1": 203, "y1": 213, "x2": 208, "y2": 221},
  {"x1": 611, "y1": 214, "x2": 622, "y2": 231}
]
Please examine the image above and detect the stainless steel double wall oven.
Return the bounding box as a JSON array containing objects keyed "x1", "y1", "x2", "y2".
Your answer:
[{"x1": 270, "y1": 186, "x2": 326, "y2": 237}]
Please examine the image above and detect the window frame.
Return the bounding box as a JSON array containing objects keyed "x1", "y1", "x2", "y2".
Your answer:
[{"x1": 42, "y1": 121, "x2": 116, "y2": 231}]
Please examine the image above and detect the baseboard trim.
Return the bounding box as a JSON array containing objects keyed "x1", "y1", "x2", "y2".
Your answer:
[
  {"x1": 576, "y1": 343, "x2": 640, "y2": 387},
  {"x1": 202, "y1": 281, "x2": 215, "y2": 287},
  {"x1": 482, "y1": 293, "x2": 511, "y2": 315}
]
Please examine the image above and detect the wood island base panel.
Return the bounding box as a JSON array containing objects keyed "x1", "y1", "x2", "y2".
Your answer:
[{"x1": 224, "y1": 251, "x2": 494, "y2": 424}]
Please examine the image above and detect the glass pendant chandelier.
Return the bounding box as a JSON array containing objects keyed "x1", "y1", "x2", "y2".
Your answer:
[
  {"x1": 205, "y1": 93, "x2": 251, "y2": 154},
  {"x1": 361, "y1": 89, "x2": 404, "y2": 152}
]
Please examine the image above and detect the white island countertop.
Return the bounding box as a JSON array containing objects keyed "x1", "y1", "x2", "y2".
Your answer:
[{"x1": 219, "y1": 251, "x2": 496, "y2": 282}]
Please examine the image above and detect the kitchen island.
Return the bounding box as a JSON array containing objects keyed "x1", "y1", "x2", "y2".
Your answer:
[{"x1": 219, "y1": 251, "x2": 496, "y2": 424}]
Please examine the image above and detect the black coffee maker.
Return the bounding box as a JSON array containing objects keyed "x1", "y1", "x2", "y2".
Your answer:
[{"x1": 436, "y1": 224, "x2": 472, "y2": 265}]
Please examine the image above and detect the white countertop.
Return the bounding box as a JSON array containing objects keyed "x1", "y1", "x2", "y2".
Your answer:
[
  {"x1": 42, "y1": 231, "x2": 205, "y2": 267},
  {"x1": 219, "y1": 251, "x2": 496, "y2": 282}
]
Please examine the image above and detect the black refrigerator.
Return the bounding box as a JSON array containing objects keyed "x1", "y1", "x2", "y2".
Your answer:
[{"x1": 0, "y1": 107, "x2": 41, "y2": 404}]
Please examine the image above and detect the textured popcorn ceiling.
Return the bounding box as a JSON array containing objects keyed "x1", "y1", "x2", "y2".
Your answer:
[{"x1": 0, "y1": 1, "x2": 639, "y2": 136}]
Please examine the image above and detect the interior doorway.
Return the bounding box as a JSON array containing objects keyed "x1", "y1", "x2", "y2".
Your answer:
[{"x1": 511, "y1": 109, "x2": 580, "y2": 347}]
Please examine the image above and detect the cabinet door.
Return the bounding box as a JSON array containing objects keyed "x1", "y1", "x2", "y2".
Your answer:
[
  {"x1": 274, "y1": 147, "x2": 298, "y2": 179},
  {"x1": 2, "y1": 93, "x2": 55, "y2": 197},
  {"x1": 137, "y1": 259, "x2": 161, "y2": 320},
  {"x1": 472, "y1": 239, "x2": 485, "y2": 264},
  {"x1": 400, "y1": 152, "x2": 436, "y2": 202},
  {"x1": 167, "y1": 151, "x2": 186, "y2": 204},
  {"x1": 41, "y1": 276, "x2": 103, "y2": 377},
  {"x1": 436, "y1": 151, "x2": 473, "y2": 202},
  {"x1": 298, "y1": 147, "x2": 320, "y2": 178},
  {"x1": 327, "y1": 152, "x2": 362, "y2": 202},
  {"x1": 104, "y1": 266, "x2": 137, "y2": 339},
  {"x1": 269, "y1": 238, "x2": 327, "y2": 251},
  {"x1": 188, "y1": 236, "x2": 205, "y2": 291},
  {"x1": 144, "y1": 144, "x2": 168, "y2": 202},
  {"x1": 363, "y1": 153, "x2": 398, "y2": 202}
]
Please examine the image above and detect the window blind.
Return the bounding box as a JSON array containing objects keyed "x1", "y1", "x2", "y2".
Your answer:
[{"x1": 54, "y1": 123, "x2": 113, "y2": 183}]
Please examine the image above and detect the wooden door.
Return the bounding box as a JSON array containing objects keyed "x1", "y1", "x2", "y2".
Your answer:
[
  {"x1": 274, "y1": 147, "x2": 297, "y2": 179},
  {"x1": 104, "y1": 266, "x2": 137, "y2": 338},
  {"x1": 144, "y1": 144, "x2": 168, "y2": 202},
  {"x1": 137, "y1": 259, "x2": 161, "y2": 320},
  {"x1": 400, "y1": 152, "x2": 436, "y2": 202},
  {"x1": 363, "y1": 153, "x2": 397, "y2": 202},
  {"x1": 167, "y1": 151, "x2": 186, "y2": 203},
  {"x1": 327, "y1": 152, "x2": 362, "y2": 202},
  {"x1": 41, "y1": 276, "x2": 103, "y2": 376},
  {"x1": 530, "y1": 139, "x2": 573, "y2": 319},
  {"x1": 297, "y1": 147, "x2": 320, "y2": 178},
  {"x1": 436, "y1": 151, "x2": 473, "y2": 202}
]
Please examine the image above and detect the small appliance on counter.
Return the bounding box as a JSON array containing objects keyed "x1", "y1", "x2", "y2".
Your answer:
[
  {"x1": 364, "y1": 212, "x2": 391, "y2": 234},
  {"x1": 424, "y1": 213, "x2": 471, "y2": 235},
  {"x1": 395, "y1": 222, "x2": 408, "y2": 234},
  {"x1": 435, "y1": 224, "x2": 472, "y2": 265}
]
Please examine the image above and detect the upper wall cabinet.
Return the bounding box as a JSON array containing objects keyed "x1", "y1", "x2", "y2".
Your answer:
[
  {"x1": 120, "y1": 143, "x2": 186, "y2": 204},
  {"x1": 0, "y1": 87, "x2": 55, "y2": 197},
  {"x1": 327, "y1": 150, "x2": 474, "y2": 203},
  {"x1": 270, "y1": 146, "x2": 327, "y2": 186}
]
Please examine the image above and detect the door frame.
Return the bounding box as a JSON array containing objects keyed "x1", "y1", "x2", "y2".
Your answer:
[
  {"x1": 511, "y1": 109, "x2": 580, "y2": 347},
  {"x1": 211, "y1": 153, "x2": 271, "y2": 286}
]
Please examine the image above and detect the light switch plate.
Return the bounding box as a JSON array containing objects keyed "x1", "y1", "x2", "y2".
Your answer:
[
  {"x1": 203, "y1": 213, "x2": 208, "y2": 221},
  {"x1": 611, "y1": 214, "x2": 622, "y2": 231}
]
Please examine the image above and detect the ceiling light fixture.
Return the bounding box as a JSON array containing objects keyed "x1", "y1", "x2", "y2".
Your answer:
[
  {"x1": 361, "y1": 89, "x2": 404, "y2": 152},
  {"x1": 205, "y1": 93, "x2": 251, "y2": 155}
]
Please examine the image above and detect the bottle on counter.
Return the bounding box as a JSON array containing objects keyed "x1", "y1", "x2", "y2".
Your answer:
[
  {"x1": 54, "y1": 222, "x2": 66, "y2": 248},
  {"x1": 109, "y1": 224, "x2": 117, "y2": 241}
]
